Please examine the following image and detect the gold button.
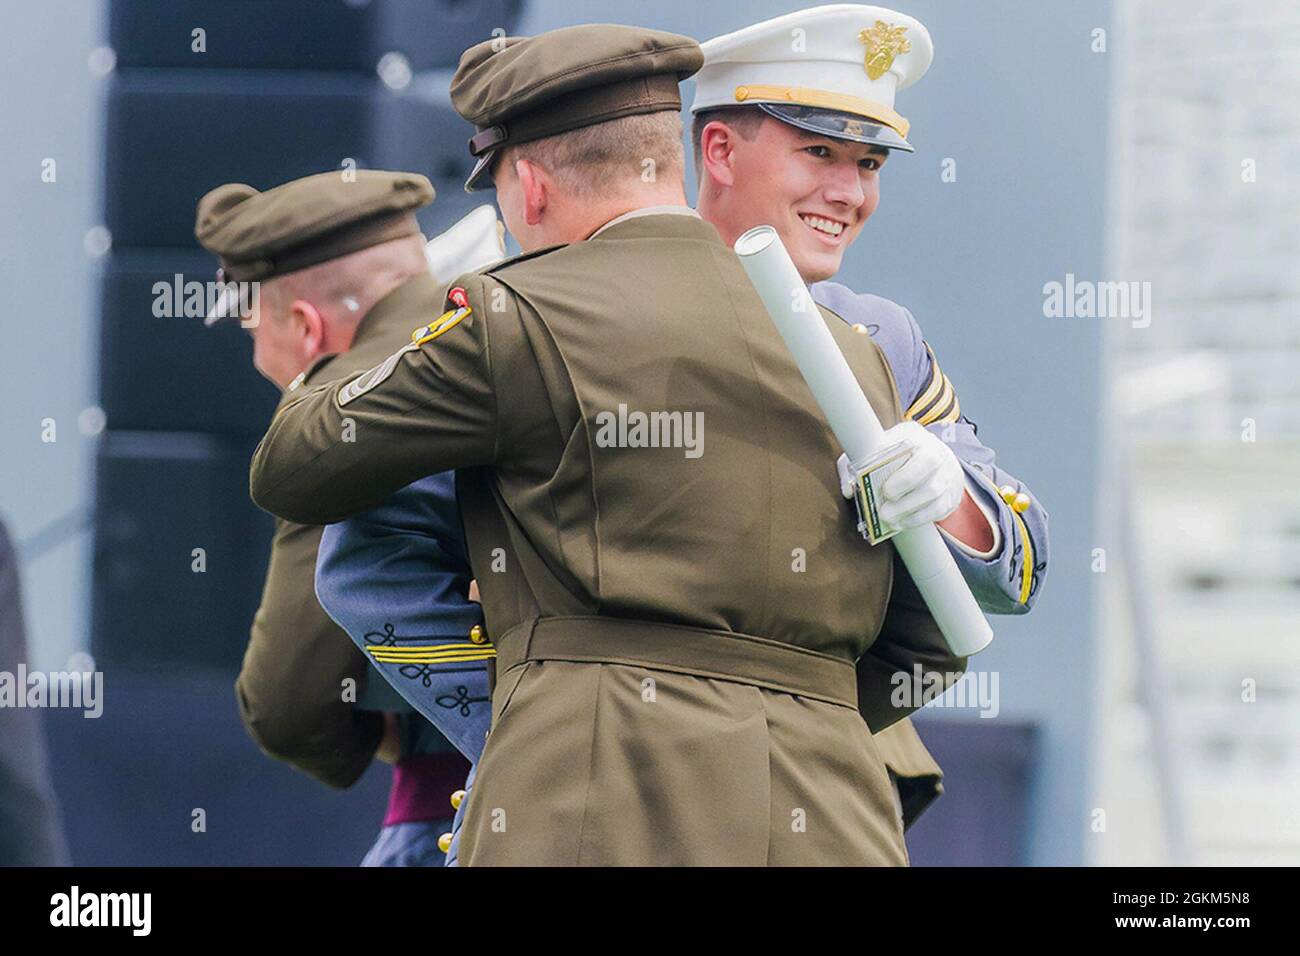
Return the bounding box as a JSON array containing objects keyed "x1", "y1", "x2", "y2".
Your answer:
[
  {"x1": 437, "y1": 832, "x2": 453, "y2": 853},
  {"x1": 998, "y1": 485, "x2": 1017, "y2": 505},
  {"x1": 735, "y1": 86, "x2": 749, "y2": 101},
  {"x1": 1012, "y1": 493, "x2": 1031, "y2": 514},
  {"x1": 851, "y1": 323, "x2": 869, "y2": 335},
  {"x1": 450, "y1": 789, "x2": 466, "y2": 810},
  {"x1": 469, "y1": 625, "x2": 487, "y2": 645}
]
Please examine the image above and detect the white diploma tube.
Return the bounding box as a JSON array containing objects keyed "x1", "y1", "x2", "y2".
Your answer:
[{"x1": 734, "y1": 225, "x2": 993, "y2": 657}]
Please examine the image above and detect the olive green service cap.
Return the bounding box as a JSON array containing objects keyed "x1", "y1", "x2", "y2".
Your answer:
[
  {"x1": 194, "y1": 170, "x2": 434, "y2": 324},
  {"x1": 452, "y1": 24, "x2": 704, "y2": 192}
]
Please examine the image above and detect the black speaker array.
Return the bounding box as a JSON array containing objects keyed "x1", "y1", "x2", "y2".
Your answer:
[
  {"x1": 92, "y1": 0, "x2": 523, "y2": 672},
  {"x1": 109, "y1": 0, "x2": 512, "y2": 72}
]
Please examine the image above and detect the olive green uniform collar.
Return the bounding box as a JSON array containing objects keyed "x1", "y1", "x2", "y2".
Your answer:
[
  {"x1": 586, "y1": 206, "x2": 718, "y2": 245},
  {"x1": 587, "y1": 204, "x2": 701, "y2": 239}
]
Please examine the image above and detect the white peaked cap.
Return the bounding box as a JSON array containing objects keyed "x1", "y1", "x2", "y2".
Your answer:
[{"x1": 691, "y1": 4, "x2": 934, "y2": 151}]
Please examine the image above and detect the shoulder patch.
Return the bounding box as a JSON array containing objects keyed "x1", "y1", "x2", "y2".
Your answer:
[
  {"x1": 337, "y1": 343, "x2": 418, "y2": 407},
  {"x1": 411, "y1": 305, "x2": 472, "y2": 345}
]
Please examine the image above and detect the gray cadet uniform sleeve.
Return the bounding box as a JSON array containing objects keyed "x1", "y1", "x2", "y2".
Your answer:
[{"x1": 811, "y1": 281, "x2": 1048, "y2": 613}]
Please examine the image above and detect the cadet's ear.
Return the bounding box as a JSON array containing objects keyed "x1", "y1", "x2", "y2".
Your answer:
[
  {"x1": 288, "y1": 298, "x2": 325, "y2": 354},
  {"x1": 516, "y1": 158, "x2": 548, "y2": 226},
  {"x1": 700, "y1": 120, "x2": 739, "y2": 189}
]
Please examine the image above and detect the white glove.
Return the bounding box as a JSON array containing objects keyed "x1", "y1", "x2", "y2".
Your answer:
[{"x1": 837, "y1": 420, "x2": 966, "y2": 533}]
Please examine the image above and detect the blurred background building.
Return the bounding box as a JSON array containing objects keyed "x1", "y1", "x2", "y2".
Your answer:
[
  {"x1": 1096, "y1": 0, "x2": 1300, "y2": 865},
  {"x1": 0, "y1": 0, "x2": 1291, "y2": 866}
]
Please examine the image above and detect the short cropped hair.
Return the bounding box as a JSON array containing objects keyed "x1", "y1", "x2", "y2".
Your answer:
[
  {"x1": 500, "y1": 110, "x2": 686, "y2": 198},
  {"x1": 690, "y1": 106, "x2": 767, "y2": 179}
]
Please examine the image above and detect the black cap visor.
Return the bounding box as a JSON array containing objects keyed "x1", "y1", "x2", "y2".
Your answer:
[{"x1": 758, "y1": 103, "x2": 913, "y2": 152}]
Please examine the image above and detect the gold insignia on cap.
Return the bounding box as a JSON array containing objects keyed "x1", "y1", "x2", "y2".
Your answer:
[{"x1": 858, "y1": 21, "x2": 911, "y2": 81}]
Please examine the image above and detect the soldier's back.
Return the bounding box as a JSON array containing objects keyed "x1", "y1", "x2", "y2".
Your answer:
[
  {"x1": 481, "y1": 210, "x2": 903, "y2": 661},
  {"x1": 456, "y1": 210, "x2": 912, "y2": 866}
]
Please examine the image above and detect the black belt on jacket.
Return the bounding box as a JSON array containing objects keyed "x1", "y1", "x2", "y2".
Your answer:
[{"x1": 493, "y1": 615, "x2": 858, "y2": 710}]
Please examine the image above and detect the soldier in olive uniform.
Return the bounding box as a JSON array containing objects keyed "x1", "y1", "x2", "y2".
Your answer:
[
  {"x1": 194, "y1": 171, "x2": 470, "y2": 864},
  {"x1": 250, "y1": 24, "x2": 973, "y2": 865}
]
